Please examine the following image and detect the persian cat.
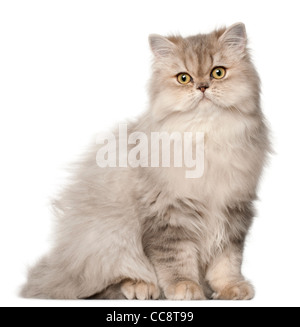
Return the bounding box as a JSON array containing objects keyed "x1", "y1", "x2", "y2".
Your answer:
[{"x1": 22, "y1": 23, "x2": 270, "y2": 300}]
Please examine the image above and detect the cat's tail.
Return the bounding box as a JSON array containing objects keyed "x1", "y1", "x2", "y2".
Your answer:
[
  {"x1": 20, "y1": 255, "x2": 88, "y2": 299},
  {"x1": 21, "y1": 256, "x2": 54, "y2": 299}
]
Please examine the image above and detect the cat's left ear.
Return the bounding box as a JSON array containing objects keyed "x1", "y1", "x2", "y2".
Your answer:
[
  {"x1": 149, "y1": 34, "x2": 177, "y2": 58},
  {"x1": 219, "y1": 23, "x2": 247, "y2": 53}
]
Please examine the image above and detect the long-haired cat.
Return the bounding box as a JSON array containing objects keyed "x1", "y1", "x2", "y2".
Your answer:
[{"x1": 21, "y1": 23, "x2": 270, "y2": 300}]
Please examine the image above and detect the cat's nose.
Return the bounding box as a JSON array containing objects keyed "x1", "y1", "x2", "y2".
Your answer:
[{"x1": 198, "y1": 84, "x2": 209, "y2": 93}]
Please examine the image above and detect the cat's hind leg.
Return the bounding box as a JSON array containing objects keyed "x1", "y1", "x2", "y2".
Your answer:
[
  {"x1": 21, "y1": 217, "x2": 160, "y2": 299},
  {"x1": 90, "y1": 279, "x2": 160, "y2": 300}
]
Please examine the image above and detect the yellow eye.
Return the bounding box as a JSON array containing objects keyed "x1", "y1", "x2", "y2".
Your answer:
[
  {"x1": 177, "y1": 73, "x2": 192, "y2": 85},
  {"x1": 211, "y1": 67, "x2": 226, "y2": 79}
]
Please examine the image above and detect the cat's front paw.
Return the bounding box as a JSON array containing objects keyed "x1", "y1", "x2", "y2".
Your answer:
[
  {"x1": 212, "y1": 281, "x2": 255, "y2": 300},
  {"x1": 164, "y1": 281, "x2": 206, "y2": 300},
  {"x1": 120, "y1": 279, "x2": 160, "y2": 300}
]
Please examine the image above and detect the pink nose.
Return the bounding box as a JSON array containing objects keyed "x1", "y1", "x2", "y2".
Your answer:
[{"x1": 199, "y1": 86, "x2": 208, "y2": 93}]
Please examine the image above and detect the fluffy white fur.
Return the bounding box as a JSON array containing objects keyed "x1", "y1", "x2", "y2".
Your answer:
[{"x1": 21, "y1": 23, "x2": 270, "y2": 300}]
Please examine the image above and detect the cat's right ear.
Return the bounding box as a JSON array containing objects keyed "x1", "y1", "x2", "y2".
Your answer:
[{"x1": 149, "y1": 34, "x2": 176, "y2": 58}]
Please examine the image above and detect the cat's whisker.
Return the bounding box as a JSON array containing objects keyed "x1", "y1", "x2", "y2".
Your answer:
[{"x1": 226, "y1": 105, "x2": 244, "y2": 116}]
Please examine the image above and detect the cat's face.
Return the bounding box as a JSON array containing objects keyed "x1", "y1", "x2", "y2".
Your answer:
[{"x1": 149, "y1": 23, "x2": 260, "y2": 120}]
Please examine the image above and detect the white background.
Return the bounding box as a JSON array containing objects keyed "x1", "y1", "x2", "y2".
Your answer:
[{"x1": 0, "y1": 0, "x2": 299, "y2": 308}]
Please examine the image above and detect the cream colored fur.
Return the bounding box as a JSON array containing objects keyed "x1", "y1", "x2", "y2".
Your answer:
[{"x1": 21, "y1": 23, "x2": 270, "y2": 300}]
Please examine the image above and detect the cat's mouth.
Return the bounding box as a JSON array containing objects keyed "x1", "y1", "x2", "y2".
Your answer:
[{"x1": 199, "y1": 94, "x2": 211, "y2": 103}]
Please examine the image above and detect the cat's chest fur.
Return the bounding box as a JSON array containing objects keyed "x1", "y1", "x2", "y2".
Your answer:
[
  {"x1": 160, "y1": 112, "x2": 260, "y2": 207},
  {"x1": 137, "y1": 112, "x2": 263, "y2": 263}
]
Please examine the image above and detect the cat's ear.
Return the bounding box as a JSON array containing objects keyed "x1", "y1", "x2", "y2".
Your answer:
[
  {"x1": 149, "y1": 34, "x2": 176, "y2": 58},
  {"x1": 219, "y1": 23, "x2": 247, "y2": 52}
]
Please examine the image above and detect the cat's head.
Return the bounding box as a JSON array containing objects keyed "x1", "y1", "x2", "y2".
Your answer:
[{"x1": 149, "y1": 23, "x2": 260, "y2": 121}]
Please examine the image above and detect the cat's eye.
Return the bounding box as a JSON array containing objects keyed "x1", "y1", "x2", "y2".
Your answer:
[
  {"x1": 177, "y1": 73, "x2": 192, "y2": 85},
  {"x1": 211, "y1": 67, "x2": 226, "y2": 80}
]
